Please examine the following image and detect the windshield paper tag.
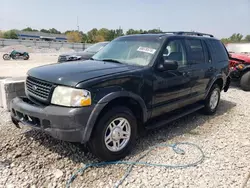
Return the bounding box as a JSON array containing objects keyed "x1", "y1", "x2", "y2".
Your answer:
[{"x1": 137, "y1": 47, "x2": 156, "y2": 54}]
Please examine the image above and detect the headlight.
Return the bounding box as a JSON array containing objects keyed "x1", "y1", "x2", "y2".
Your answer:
[
  {"x1": 51, "y1": 86, "x2": 91, "y2": 107},
  {"x1": 236, "y1": 64, "x2": 245, "y2": 70}
]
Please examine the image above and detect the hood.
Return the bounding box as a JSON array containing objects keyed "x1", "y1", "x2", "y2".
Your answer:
[
  {"x1": 230, "y1": 53, "x2": 250, "y2": 63},
  {"x1": 27, "y1": 60, "x2": 139, "y2": 86}
]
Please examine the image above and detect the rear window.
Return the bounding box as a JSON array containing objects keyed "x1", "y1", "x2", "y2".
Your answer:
[{"x1": 206, "y1": 40, "x2": 229, "y2": 62}]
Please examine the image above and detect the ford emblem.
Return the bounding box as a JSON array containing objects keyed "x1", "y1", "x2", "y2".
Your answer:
[{"x1": 32, "y1": 85, "x2": 38, "y2": 90}]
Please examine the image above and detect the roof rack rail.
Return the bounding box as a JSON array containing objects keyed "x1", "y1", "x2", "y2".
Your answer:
[{"x1": 163, "y1": 31, "x2": 214, "y2": 37}]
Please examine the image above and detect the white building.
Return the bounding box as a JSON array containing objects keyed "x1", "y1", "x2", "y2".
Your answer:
[{"x1": 226, "y1": 43, "x2": 250, "y2": 53}]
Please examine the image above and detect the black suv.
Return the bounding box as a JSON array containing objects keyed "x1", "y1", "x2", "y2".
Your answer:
[{"x1": 10, "y1": 32, "x2": 230, "y2": 161}]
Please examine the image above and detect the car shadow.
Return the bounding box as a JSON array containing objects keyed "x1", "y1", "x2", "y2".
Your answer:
[
  {"x1": 130, "y1": 99, "x2": 236, "y2": 157},
  {"x1": 23, "y1": 98, "x2": 237, "y2": 163}
]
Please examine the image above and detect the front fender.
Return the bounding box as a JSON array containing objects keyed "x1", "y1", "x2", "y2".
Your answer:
[{"x1": 81, "y1": 91, "x2": 147, "y2": 143}]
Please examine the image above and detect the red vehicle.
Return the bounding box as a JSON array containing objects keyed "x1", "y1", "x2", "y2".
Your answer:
[{"x1": 229, "y1": 52, "x2": 250, "y2": 91}]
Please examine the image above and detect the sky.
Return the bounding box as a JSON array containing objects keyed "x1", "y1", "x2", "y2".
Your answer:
[{"x1": 1, "y1": 0, "x2": 250, "y2": 38}]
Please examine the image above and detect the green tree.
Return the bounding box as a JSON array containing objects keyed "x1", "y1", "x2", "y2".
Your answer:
[
  {"x1": 66, "y1": 31, "x2": 82, "y2": 43},
  {"x1": 98, "y1": 28, "x2": 110, "y2": 41},
  {"x1": 244, "y1": 35, "x2": 250, "y2": 42},
  {"x1": 22, "y1": 27, "x2": 33, "y2": 32},
  {"x1": 49, "y1": 28, "x2": 61, "y2": 34},
  {"x1": 3, "y1": 30, "x2": 18, "y2": 39},
  {"x1": 229, "y1": 33, "x2": 243, "y2": 43},
  {"x1": 126, "y1": 29, "x2": 141, "y2": 35},
  {"x1": 221, "y1": 38, "x2": 229, "y2": 44},
  {"x1": 148, "y1": 28, "x2": 162, "y2": 33},
  {"x1": 0, "y1": 30, "x2": 4, "y2": 38},
  {"x1": 40, "y1": 29, "x2": 50, "y2": 33},
  {"x1": 82, "y1": 33, "x2": 88, "y2": 42},
  {"x1": 22, "y1": 27, "x2": 38, "y2": 32},
  {"x1": 87, "y1": 28, "x2": 98, "y2": 43}
]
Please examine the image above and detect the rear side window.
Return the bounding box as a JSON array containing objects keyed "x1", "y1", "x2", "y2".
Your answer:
[
  {"x1": 185, "y1": 39, "x2": 205, "y2": 64},
  {"x1": 206, "y1": 40, "x2": 229, "y2": 62}
]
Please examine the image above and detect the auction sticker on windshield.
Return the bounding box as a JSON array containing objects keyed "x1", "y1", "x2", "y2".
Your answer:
[{"x1": 137, "y1": 46, "x2": 156, "y2": 54}]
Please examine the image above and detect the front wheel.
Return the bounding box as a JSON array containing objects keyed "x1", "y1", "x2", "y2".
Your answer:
[
  {"x1": 240, "y1": 71, "x2": 250, "y2": 91},
  {"x1": 88, "y1": 106, "x2": 137, "y2": 161},
  {"x1": 203, "y1": 84, "x2": 221, "y2": 115},
  {"x1": 3, "y1": 54, "x2": 11, "y2": 60},
  {"x1": 24, "y1": 54, "x2": 29, "y2": 60}
]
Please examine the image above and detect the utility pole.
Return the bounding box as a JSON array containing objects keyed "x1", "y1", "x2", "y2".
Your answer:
[{"x1": 77, "y1": 16, "x2": 79, "y2": 32}]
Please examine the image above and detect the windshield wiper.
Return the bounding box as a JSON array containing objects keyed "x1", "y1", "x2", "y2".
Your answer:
[{"x1": 100, "y1": 59, "x2": 123, "y2": 64}]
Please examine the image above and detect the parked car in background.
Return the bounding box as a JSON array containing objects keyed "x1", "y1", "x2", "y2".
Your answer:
[
  {"x1": 229, "y1": 52, "x2": 250, "y2": 91},
  {"x1": 57, "y1": 41, "x2": 109, "y2": 63},
  {"x1": 10, "y1": 32, "x2": 230, "y2": 161}
]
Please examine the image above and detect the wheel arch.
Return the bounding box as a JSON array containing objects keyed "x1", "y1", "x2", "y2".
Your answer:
[
  {"x1": 82, "y1": 91, "x2": 148, "y2": 143},
  {"x1": 205, "y1": 76, "x2": 224, "y2": 99}
]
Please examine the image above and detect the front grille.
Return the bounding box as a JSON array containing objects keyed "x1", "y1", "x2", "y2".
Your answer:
[{"x1": 26, "y1": 76, "x2": 53, "y2": 103}]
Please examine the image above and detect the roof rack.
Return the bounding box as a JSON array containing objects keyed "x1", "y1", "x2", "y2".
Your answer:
[{"x1": 163, "y1": 31, "x2": 214, "y2": 37}]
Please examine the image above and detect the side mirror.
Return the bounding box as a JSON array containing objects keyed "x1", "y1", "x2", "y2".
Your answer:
[{"x1": 158, "y1": 60, "x2": 178, "y2": 71}]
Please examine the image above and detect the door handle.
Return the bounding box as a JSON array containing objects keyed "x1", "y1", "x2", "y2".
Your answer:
[
  {"x1": 208, "y1": 67, "x2": 214, "y2": 72},
  {"x1": 183, "y1": 72, "x2": 191, "y2": 76}
]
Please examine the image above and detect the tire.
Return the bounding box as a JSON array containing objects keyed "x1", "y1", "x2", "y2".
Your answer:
[
  {"x1": 240, "y1": 71, "x2": 250, "y2": 91},
  {"x1": 3, "y1": 54, "x2": 10, "y2": 60},
  {"x1": 203, "y1": 84, "x2": 221, "y2": 115},
  {"x1": 24, "y1": 54, "x2": 29, "y2": 60},
  {"x1": 88, "y1": 106, "x2": 137, "y2": 161}
]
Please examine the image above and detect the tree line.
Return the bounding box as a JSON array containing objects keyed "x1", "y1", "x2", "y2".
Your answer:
[
  {"x1": 0, "y1": 27, "x2": 250, "y2": 44},
  {"x1": 221, "y1": 33, "x2": 250, "y2": 44}
]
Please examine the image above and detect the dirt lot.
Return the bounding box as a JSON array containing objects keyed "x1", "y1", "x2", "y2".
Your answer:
[
  {"x1": 0, "y1": 55, "x2": 250, "y2": 188},
  {"x1": 0, "y1": 53, "x2": 58, "y2": 78}
]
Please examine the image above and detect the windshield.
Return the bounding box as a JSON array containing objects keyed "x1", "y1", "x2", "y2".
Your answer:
[
  {"x1": 92, "y1": 37, "x2": 162, "y2": 66},
  {"x1": 84, "y1": 42, "x2": 108, "y2": 53}
]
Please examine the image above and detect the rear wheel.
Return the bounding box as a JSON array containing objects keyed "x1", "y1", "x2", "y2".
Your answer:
[
  {"x1": 203, "y1": 84, "x2": 221, "y2": 115},
  {"x1": 240, "y1": 71, "x2": 250, "y2": 91},
  {"x1": 88, "y1": 106, "x2": 137, "y2": 161}
]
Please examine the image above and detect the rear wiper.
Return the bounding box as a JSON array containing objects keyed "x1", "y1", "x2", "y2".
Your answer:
[{"x1": 100, "y1": 59, "x2": 123, "y2": 64}]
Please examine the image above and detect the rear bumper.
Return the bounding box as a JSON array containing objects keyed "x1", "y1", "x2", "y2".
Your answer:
[{"x1": 10, "y1": 97, "x2": 94, "y2": 143}]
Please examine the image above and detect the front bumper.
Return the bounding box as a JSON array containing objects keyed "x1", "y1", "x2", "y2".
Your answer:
[
  {"x1": 230, "y1": 68, "x2": 242, "y2": 79},
  {"x1": 10, "y1": 97, "x2": 94, "y2": 143}
]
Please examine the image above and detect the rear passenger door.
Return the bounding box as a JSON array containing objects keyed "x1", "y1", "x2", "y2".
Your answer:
[{"x1": 185, "y1": 38, "x2": 213, "y2": 98}]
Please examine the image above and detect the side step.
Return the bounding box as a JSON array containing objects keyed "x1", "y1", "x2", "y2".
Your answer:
[{"x1": 145, "y1": 103, "x2": 205, "y2": 130}]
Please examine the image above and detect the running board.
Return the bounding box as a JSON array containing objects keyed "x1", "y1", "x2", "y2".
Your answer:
[{"x1": 145, "y1": 103, "x2": 205, "y2": 130}]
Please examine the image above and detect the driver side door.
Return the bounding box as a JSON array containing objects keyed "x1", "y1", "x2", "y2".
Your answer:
[{"x1": 152, "y1": 38, "x2": 193, "y2": 118}]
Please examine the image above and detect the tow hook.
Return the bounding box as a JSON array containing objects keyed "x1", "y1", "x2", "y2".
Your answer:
[{"x1": 11, "y1": 117, "x2": 21, "y2": 128}]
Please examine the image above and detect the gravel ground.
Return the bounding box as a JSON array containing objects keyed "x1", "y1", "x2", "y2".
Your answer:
[{"x1": 0, "y1": 85, "x2": 250, "y2": 188}]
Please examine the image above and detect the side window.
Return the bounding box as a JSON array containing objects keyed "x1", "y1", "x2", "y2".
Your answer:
[
  {"x1": 207, "y1": 40, "x2": 229, "y2": 62},
  {"x1": 185, "y1": 39, "x2": 205, "y2": 64},
  {"x1": 162, "y1": 39, "x2": 187, "y2": 67}
]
